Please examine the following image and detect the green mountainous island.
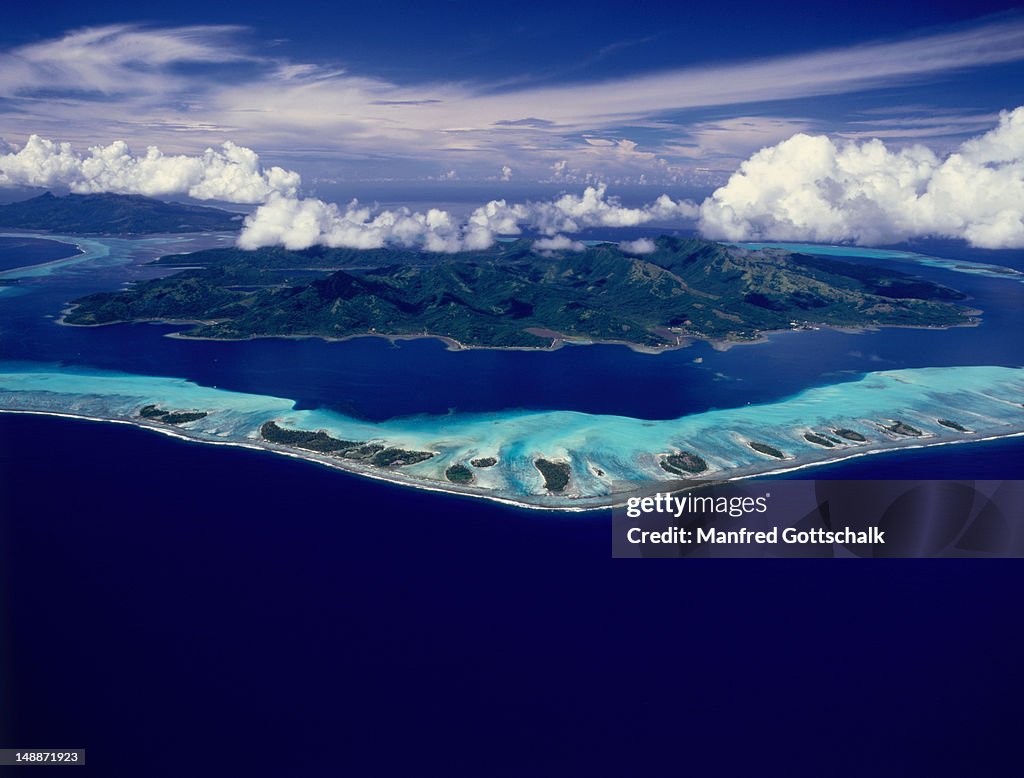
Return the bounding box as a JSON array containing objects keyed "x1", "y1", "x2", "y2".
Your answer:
[
  {"x1": 0, "y1": 192, "x2": 243, "y2": 234},
  {"x1": 65, "y1": 234, "x2": 975, "y2": 350}
]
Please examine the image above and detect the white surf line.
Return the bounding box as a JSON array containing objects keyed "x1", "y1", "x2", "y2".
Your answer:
[{"x1": 3, "y1": 407, "x2": 1023, "y2": 514}]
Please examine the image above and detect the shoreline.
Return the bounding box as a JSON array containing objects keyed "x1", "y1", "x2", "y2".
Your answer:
[
  {"x1": 55, "y1": 312, "x2": 978, "y2": 356},
  {"x1": 2, "y1": 406, "x2": 1021, "y2": 513}
]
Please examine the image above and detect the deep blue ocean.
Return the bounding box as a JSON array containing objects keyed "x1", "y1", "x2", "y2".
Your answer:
[{"x1": 1, "y1": 233, "x2": 1023, "y2": 775}]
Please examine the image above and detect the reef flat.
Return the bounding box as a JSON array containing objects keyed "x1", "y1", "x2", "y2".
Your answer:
[{"x1": 1, "y1": 363, "x2": 1022, "y2": 510}]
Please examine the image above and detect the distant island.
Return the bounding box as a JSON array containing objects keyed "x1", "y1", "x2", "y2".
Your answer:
[
  {"x1": 0, "y1": 192, "x2": 242, "y2": 234},
  {"x1": 64, "y1": 235, "x2": 975, "y2": 350}
]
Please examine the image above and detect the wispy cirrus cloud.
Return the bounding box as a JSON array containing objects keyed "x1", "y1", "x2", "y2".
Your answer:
[
  {"x1": 835, "y1": 112, "x2": 1002, "y2": 142},
  {"x1": 0, "y1": 24, "x2": 250, "y2": 98},
  {"x1": 1, "y1": 18, "x2": 1024, "y2": 181},
  {"x1": 661, "y1": 117, "x2": 817, "y2": 166}
]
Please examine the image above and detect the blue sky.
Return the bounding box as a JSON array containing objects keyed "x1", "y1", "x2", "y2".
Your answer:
[{"x1": 1, "y1": 1, "x2": 1023, "y2": 186}]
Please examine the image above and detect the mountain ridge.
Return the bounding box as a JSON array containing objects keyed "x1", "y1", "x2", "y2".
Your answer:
[{"x1": 0, "y1": 192, "x2": 243, "y2": 234}]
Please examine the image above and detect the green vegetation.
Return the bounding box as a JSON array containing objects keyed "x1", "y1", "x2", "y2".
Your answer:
[
  {"x1": 369, "y1": 447, "x2": 434, "y2": 467},
  {"x1": 748, "y1": 441, "x2": 786, "y2": 459},
  {"x1": 535, "y1": 459, "x2": 571, "y2": 492},
  {"x1": 259, "y1": 421, "x2": 432, "y2": 467},
  {"x1": 885, "y1": 420, "x2": 923, "y2": 437},
  {"x1": 834, "y1": 428, "x2": 867, "y2": 442},
  {"x1": 260, "y1": 420, "x2": 359, "y2": 452},
  {"x1": 137, "y1": 404, "x2": 207, "y2": 425},
  {"x1": 151, "y1": 244, "x2": 455, "y2": 270},
  {"x1": 0, "y1": 192, "x2": 241, "y2": 234},
  {"x1": 803, "y1": 432, "x2": 836, "y2": 448},
  {"x1": 445, "y1": 464, "x2": 474, "y2": 483},
  {"x1": 660, "y1": 451, "x2": 709, "y2": 475},
  {"x1": 66, "y1": 273, "x2": 252, "y2": 325},
  {"x1": 343, "y1": 443, "x2": 385, "y2": 459},
  {"x1": 937, "y1": 419, "x2": 969, "y2": 432},
  {"x1": 471, "y1": 457, "x2": 497, "y2": 468},
  {"x1": 162, "y1": 411, "x2": 209, "y2": 424},
  {"x1": 66, "y1": 236, "x2": 974, "y2": 349}
]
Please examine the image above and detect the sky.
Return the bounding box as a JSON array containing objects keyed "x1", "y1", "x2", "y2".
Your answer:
[{"x1": 0, "y1": 1, "x2": 1023, "y2": 248}]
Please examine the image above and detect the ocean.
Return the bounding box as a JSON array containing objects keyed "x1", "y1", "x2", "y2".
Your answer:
[
  {"x1": 1, "y1": 232, "x2": 1023, "y2": 774},
  {"x1": 2, "y1": 412, "x2": 1022, "y2": 775}
]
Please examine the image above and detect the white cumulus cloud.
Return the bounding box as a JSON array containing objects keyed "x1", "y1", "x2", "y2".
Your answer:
[
  {"x1": 237, "y1": 194, "x2": 465, "y2": 252},
  {"x1": 533, "y1": 235, "x2": 585, "y2": 252},
  {"x1": 619, "y1": 238, "x2": 657, "y2": 254},
  {"x1": 526, "y1": 184, "x2": 697, "y2": 235},
  {"x1": 0, "y1": 135, "x2": 300, "y2": 203},
  {"x1": 239, "y1": 184, "x2": 698, "y2": 253},
  {"x1": 698, "y1": 106, "x2": 1024, "y2": 249}
]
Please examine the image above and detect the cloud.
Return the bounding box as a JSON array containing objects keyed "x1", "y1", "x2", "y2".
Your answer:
[
  {"x1": 208, "y1": 17, "x2": 1024, "y2": 139},
  {"x1": 619, "y1": 238, "x2": 657, "y2": 254},
  {"x1": 500, "y1": 165, "x2": 513, "y2": 181},
  {"x1": 835, "y1": 112, "x2": 1000, "y2": 142},
  {"x1": 494, "y1": 118, "x2": 556, "y2": 128},
  {"x1": 0, "y1": 23, "x2": 249, "y2": 98},
  {"x1": 239, "y1": 184, "x2": 698, "y2": 252},
  {"x1": 533, "y1": 235, "x2": 585, "y2": 252},
  {"x1": 664, "y1": 117, "x2": 815, "y2": 164},
  {"x1": 0, "y1": 135, "x2": 300, "y2": 203},
  {"x1": 3, "y1": 19, "x2": 1024, "y2": 182},
  {"x1": 6, "y1": 106, "x2": 1021, "y2": 253},
  {"x1": 525, "y1": 184, "x2": 697, "y2": 235},
  {"x1": 236, "y1": 194, "x2": 465, "y2": 251},
  {"x1": 698, "y1": 106, "x2": 1024, "y2": 249}
]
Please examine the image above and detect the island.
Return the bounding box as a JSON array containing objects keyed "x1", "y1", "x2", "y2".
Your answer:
[
  {"x1": 803, "y1": 432, "x2": 840, "y2": 448},
  {"x1": 259, "y1": 421, "x2": 433, "y2": 467},
  {"x1": 535, "y1": 459, "x2": 572, "y2": 492},
  {"x1": 138, "y1": 404, "x2": 208, "y2": 425},
  {"x1": 659, "y1": 452, "x2": 709, "y2": 475},
  {"x1": 445, "y1": 464, "x2": 474, "y2": 484},
  {"x1": 884, "y1": 420, "x2": 924, "y2": 437},
  {"x1": 63, "y1": 236, "x2": 975, "y2": 351},
  {"x1": 748, "y1": 441, "x2": 787, "y2": 459},
  {"x1": 0, "y1": 192, "x2": 242, "y2": 234},
  {"x1": 834, "y1": 428, "x2": 868, "y2": 442}
]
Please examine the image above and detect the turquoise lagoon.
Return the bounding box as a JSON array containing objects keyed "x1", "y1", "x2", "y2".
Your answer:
[
  {"x1": 2, "y1": 363, "x2": 1022, "y2": 509},
  {"x1": 738, "y1": 242, "x2": 1024, "y2": 284}
]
